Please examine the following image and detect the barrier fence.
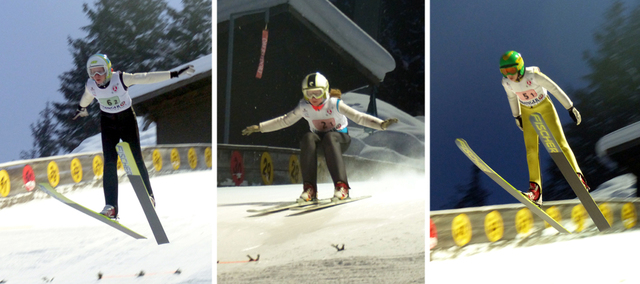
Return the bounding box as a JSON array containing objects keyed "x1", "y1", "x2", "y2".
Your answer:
[
  {"x1": 430, "y1": 198, "x2": 640, "y2": 250},
  {"x1": 217, "y1": 144, "x2": 424, "y2": 187},
  {"x1": 0, "y1": 144, "x2": 212, "y2": 209}
]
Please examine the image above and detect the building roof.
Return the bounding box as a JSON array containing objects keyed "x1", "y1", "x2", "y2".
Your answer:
[
  {"x1": 596, "y1": 121, "x2": 640, "y2": 169},
  {"x1": 217, "y1": 0, "x2": 395, "y2": 82},
  {"x1": 129, "y1": 53, "x2": 212, "y2": 101}
]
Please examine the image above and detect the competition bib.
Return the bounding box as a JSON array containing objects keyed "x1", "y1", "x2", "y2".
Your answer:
[
  {"x1": 312, "y1": 118, "x2": 337, "y2": 131},
  {"x1": 516, "y1": 89, "x2": 546, "y2": 107},
  {"x1": 98, "y1": 96, "x2": 122, "y2": 107}
]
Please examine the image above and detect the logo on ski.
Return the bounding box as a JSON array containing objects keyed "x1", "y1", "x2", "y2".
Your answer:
[
  {"x1": 457, "y1": 142, "x2": 491, "y2": 172},
  {"x1": 116, "y1": 145, "x2": 133, "y2": 176},
  {"x1": 530, "y1": 114, "x2": 559, "y2": 153}
]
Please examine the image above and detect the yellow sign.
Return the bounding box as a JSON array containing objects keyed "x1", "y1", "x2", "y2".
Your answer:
[
  {"x1": 484, "y1": 210, "x2": 503, "y2": 242},
  {"x1": 515, "y1": 208, "x2": 533, "y2": 234},
  {"x1": 260, "y1": 152, "x2": 274, "y2": 185},
  {"x1": 93, "y1": 155, "x2": 103, "y2": 178},
  {"x1": 152, "y1": 149, "x2": 163, "y2": 172},
  {"x1": 545, "y1": 206, "x2": 562, "y2": 228},
  {"x1": 70, "y1": 158, "x2": 83, "y2": 183},
  {"x1": 205, "y1": 147, "x2": 212, "y2": 168},
  {"x1": 599, "y1": 203, "x2": 613, "y2": 226},
  {"x1": 171, "y1": 148, "x2": 180, "y2": 170},
  {"x1": 47, "y1": 161, "x2": 60, "y2": 187},
  {"x1": 288, "y1": 155, "x2": 301, "y2": 184},
  {"x1": 451, "y1": 213, "x2": 472, "y2": 247},
  {"x1": 188, "y1": 148, "x2": 198, "y2": 169},
  {"x1": 571, "y1": 204, "x2": 587, "y2": 232},
  {"x1": 0, "y1": 170, "x2": 10, "y2": 197},
  {"x1": 117, "y1": 155, "x2": 123, "y2": 171},
  {"x1": 622, "y1": 203, "x2": 637, "y2": 229}
]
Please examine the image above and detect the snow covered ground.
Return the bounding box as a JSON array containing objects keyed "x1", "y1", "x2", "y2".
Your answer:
[
  {"x1": 216, "y1": 91, "x2": 426, "y2": 282},
  {"x1": 430, "y1": 228, "x2": 640, "y2": 283},
  {"x1": 430, "y1": 173, "x2": 640, "y2": 283},
  {"x1": 0, "y1": 171, "x2": 212, "y2": 283},
  {"x1": 217, "y1": 172, "x2": 426, "y2": 283}
]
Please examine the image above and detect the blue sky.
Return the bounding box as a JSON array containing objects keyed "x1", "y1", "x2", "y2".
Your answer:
[
  {"x1": 0, "y1": 0, "x2": 184, "y2": 163},
  {"x1": 0, "y1": 1, "x2": 88, "y2": 162},
  {"x1": 430, "y1": 1, "x2": 628, "y2": 209}
]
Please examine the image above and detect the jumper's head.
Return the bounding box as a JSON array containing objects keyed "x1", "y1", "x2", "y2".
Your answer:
[
  {"x1": 87, "y1": 54, "x2": 113, "y2": 85},
  {"x1": 499, "y1": 51, "x2": 524, "y2": 78},
  {"x1": 302, "y1": 72, "x2": 329, "y2": 102}
]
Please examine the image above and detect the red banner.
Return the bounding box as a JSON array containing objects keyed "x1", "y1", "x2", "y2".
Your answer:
[{"x1": 256, "y1": 29, "x2": 269, "y2": 79}]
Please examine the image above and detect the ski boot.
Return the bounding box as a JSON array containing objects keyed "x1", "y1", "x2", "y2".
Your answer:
[
  {"x1": 333, "y1": 181, "x2": 350, "y2": 201},
  {"x1": 149, "y1": 194, "x2": 156, "y2": 208},
  {"x1": 524, "y1": 182, "x2": 542, "y2": 207},
  {"x1": 100, "y1": 205, "x2": 118, "y2": 220},
  {"x1": 577, "y1": 173, "x2": 591, "y2": 192},
  {"x1": 299, "y1": 183, "x2": 317, "y2": 202}
]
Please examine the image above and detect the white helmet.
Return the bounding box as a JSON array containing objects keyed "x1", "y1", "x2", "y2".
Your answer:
[
  {"x1": 86, "y1": 54, "x2": 113, "y2": 83},
  {"x1": 301, "y1": 72, "x2": 329, "y2": 101}
]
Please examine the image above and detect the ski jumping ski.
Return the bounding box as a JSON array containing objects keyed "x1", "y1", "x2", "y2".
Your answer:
[
  {"x1": 37, "y1": 183, "x2": 146, "y2": 239},
  {"x1": 287, "y1": 195, "x2": 372, "y2": 216},
  {"x1": 116, "y1": 142, "x2": 169, "y2": 244},
  {"x1": 247, "y1": 198, "x2": 333, "y2": 215},
  {"x1": 528, "y1": 113, "x2": 611, "y2": 231},
  {"x1": 455, "y1": 138, "x2": 570, "y2": 234}
]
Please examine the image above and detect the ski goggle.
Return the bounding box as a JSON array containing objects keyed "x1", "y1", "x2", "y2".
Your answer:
[
  {"x1": 500, "y1": 66, "x2": 518, "y2": 76},
  {"x1": 89, "y1": 67, "x2": 107, "y2": 77},
  {"x1": 304, "y1": 89, "x2": 325, "y2": 100}
]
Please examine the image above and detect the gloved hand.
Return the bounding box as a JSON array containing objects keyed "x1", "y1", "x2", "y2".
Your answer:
[
  {"x1": 568, "y1": 107, "x2": 581, "y2": 125},
  {"x1": 242, "y1": 125, "x2": 260, "y2": 136},
  {"x1": 515, "y1": 115, "x2": 523, "y2": 131},
  {"x1": 73, "y1": 106, "x2": 88, "y2": 120},
  {"x1": 170, "y1": 65, "x2": 195, "y2": 78},
  {"x1": 380, "y1": 118, "x2": 399, "y2": 130}
]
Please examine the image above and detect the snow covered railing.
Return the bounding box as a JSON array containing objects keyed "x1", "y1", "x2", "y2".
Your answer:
[{"x1": 0, "y1": 144, "x2": 212, "y2": 210}]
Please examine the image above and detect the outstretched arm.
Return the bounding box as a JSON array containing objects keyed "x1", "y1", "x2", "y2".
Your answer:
[
  {"x1": 242, "y1": 108, "x2": 304, "y2": 136},
  {"x1": 337, "y1": 101, "x2": 397, "y2": 130},
  {"x1": 122, "y1": 65, "x2": 195, "y2": 86},
  {"x1": 534, "y1": 71, "x2": 581, "y2": 124}
]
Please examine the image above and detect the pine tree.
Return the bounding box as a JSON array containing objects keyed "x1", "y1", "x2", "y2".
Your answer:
[
  {"x1": 454, "y1": 166, "x2": 490, "y2": 208},
  {"x1": 546, "y1": 1, "x2": 640, "y2": 197},
  {"x1": 20, "y1": 102, "x2": 59, "y2": 159},
  {"x1": 27, "y1": 0, "x2": 211, "y2": 157},
  {"x1": 166, "y1": 0, "x2": 212, "y2": 65}
]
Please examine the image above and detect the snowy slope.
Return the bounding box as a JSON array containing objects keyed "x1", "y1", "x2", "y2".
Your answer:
[
  {"x1": 341, "y1": 92, "x2": 425, "y2": 169},
  {"x1": 0, "y1": 171, "x2": 212, "y2": 283},
  {"x1": 430, "y1": 229, "x2": 640, "y2": 283},
  {"x1": 217, "y1": 172, "x2": 426, "y2": 283}
]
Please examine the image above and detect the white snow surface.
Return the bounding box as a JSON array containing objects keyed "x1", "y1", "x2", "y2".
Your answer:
[
  {"x1": 217, "y1": 172, "x2": 426, "y2": 281},
  {"x1": 429, "y1": 174, "x2": 640, "y2": 283},
  {"x1": 0, "y1": 171, "x2": 212, "y2": 283},
  {"x1": 341, "y1": 91, "x2": 426, "y2": 169},
  {"x1": 430, "y1": 229, "x2": 640, "y2": 283}
]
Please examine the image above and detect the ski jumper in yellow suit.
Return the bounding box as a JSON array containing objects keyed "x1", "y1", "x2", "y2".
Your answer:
[{"x1": 501, "y1": 66, "x2": 582, "y2": 188}]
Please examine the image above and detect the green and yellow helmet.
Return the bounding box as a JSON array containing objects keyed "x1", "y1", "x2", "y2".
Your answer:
[{"x1": 499, "y1": 51, "x2": 524, "y2": 78}]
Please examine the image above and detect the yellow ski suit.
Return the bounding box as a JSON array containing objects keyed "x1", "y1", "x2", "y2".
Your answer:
[{"x1": 501, "y1": 67, "x2": 581, "y2": 187}]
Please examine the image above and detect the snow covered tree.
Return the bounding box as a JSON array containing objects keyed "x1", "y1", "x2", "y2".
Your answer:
[{"x1": 166, "y1": 0, "x2": 212, "y2": 65}]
